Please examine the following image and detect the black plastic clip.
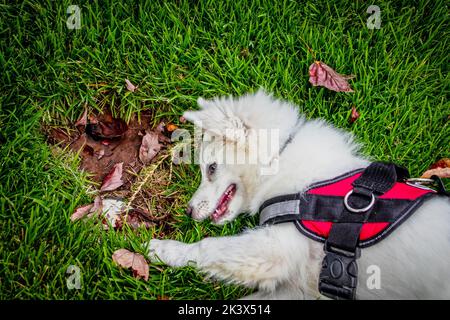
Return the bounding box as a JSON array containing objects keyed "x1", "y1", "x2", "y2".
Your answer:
[{"x1": 319, "y1": 243, "x2": 360, "y2": 300}]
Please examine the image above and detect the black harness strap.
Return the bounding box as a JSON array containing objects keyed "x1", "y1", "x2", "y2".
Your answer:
[
  {"x1": 319, "y1": 162, "x2": 406, "y2": 300},
  {"x1": 258, "y1": 162, "x2": 447, "y2": 300}
]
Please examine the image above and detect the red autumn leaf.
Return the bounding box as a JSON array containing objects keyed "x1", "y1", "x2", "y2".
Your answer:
[
  {"x1": 421, "y1": 158, "x2": 450, "y2": 179},
  {"x1": 309, "y1": 61, "x2": 355, "y2": 92},
  {"x1": 428, "y1": 158, "x2": 450, "y2": 170},
  {"x1": 112, "y1": 249, "x2": 149, "y2": 281},
  {"x1": 349, "y1": 106, "x2": 360, "y2": 123},
  {"x1": 139, "y1": 132, "x2": 161, "y2": 165},
  {"x1": 70, "y1": 203, "x2": 94, "y2": 221},
  {"x1": 125, "y1": 79, "x2": 138, "y2": 92},
  {"x1": 101, "y1": 162, "x2": 124, "y2": 191},
  {"x1": 71, "y1": 196, "x2": 103, "y2": 222},
  {"x1": 87, "y1": 196, "x2": 103, "y2": 218}
]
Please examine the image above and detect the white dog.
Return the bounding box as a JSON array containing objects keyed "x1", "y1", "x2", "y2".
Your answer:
[{"x1": 147, "y1": 90, "x2": 450, "y2": 299}]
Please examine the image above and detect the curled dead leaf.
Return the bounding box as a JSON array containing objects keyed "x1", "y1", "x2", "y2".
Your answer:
[
  {"x1": 101, "y1": 162, "x2": 124, "y2": 192},
  {"x1": 75, "y1": 108, "x2": 88, "y2": 127},
  {"x1": 70, "y1": 203, "x2": 94, "y2": 222},
  {"x1": 125, "y1": 79, "x2": 138, "y2": 92},
  {"x1": 350, "y1": 106, "x2": 360, "y2": 123},
  {"x1": 112, "y1": 249, "x2": 149, "y2": 281},
  {"x1": 139, "y1": 132, "x2": 161, "y2": 165},
  {"x1": 71, "y1": 195, "x2": 103, "y2": 221},
  {"x1": 309, "y1": 61, "x2": 355, "y2": 92},
  {"x1": 421, "y1": 158, "x2": 450, "y2": 179}
]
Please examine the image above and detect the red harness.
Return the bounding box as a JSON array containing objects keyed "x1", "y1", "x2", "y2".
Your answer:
[
  {"x1": 259, "y1": 162, "x2": 447, "y2": 299},
  {"x1": 299, "y1": 170, "x2": 435, "y2": 246}
]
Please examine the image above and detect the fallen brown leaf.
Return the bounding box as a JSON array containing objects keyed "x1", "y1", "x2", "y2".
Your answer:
[
  {"x1": 421, "y1": 158, "x2": 450, "y2": 179},
  {"x1": 88, "y1": 196, "x2": 103, "y2": 218},
  {"x1": 139, "y1": 132, "x2": 161, "y2": 165},
  {"x1": 71, "y1": 196, "x2": 103, "y2": 221},
  {"x1": 309, "y1": 61, "x2": 355, "y2": 92},
  {"x1": 166, "y1": 123, "x2": 178, "y2": 132},
  {"x1": 349, "y1": 106, "x2": 360, "y2": 123},
  {"x1": 75, "y1": 108, "x2": 88, "y2": 127},
  {"x1": 70, "y1": 203, "x2": 94, "y2": 222},
  {"x1": 112, "y1": 249, "x2": 149, "y2": 281},
  {"x1": 101, "y1": 162, "x2": 124, "y2": 191},
  {"x1": 125, "y1": 79, "x2": 138, "y2": 92}
]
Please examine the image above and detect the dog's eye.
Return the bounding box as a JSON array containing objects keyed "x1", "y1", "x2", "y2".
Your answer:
[{"x1": 207, "y1": 162, "x2": 217, "y2": 176}]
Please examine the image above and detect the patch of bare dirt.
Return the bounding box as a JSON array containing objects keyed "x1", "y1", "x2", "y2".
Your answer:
[{"x1": 45, "y1": 108, "x2": 182, "y2": 236}]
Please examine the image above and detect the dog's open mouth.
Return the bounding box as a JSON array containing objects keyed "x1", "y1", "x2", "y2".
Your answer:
[{"x1": 211, "y1": 184, "x2": 237, "y2": 222}]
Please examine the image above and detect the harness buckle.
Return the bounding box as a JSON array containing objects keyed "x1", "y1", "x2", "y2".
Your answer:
[
  {"x1": 319, "y1": 243, "x2": 360, "y2": 300},
  {"x1": 343, "y1": 189, "x2": 375, "y2": 213}
]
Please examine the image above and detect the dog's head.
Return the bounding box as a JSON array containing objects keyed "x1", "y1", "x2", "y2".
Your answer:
[{"x1": 182, "y1": 90, "x2": 300, "y2": 225}]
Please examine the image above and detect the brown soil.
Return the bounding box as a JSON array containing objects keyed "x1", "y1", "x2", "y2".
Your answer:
[{"x1": 45, "y1": 109, "x2": 180, "y2": 234}]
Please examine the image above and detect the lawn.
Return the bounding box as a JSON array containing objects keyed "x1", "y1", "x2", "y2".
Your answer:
[{"x1": 0, "y1": 0, "x2": 448, "y2": 299}]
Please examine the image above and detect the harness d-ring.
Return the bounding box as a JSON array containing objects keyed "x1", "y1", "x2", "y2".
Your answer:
[{"x1": 344, "y1": 190, "x2": 375, "y2": 213}]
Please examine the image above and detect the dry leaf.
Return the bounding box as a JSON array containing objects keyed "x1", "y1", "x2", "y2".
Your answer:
[
  {"x1": 75, "y1": 108, "x2": 88, "y2": 127},
  {"x1": 71, "y1": 196, "x2": 104, "y2": 221},
  {"x1": 70, "y1": 203, "x2": 94, "y2": 221},
  {"x1": 112, "y1": 249, "x2": 149, "y2": 281},
  {"x1": 421, "y1": 158, "x2": 450, "y2": 179},
  {"x1": 101, "y1": 162, "x2": 124, "y2": 191},
  {"x1": 309, "y1": 61, "x2": 355, "y2": 92},
  {"x1": 125, "y1": 79, "x2": 138, "y2": 92},
  {"x1": 89, "y1": 196, "x2": 103, "y2": 217},
  {"x1": 350, "y1": 106, "x2": 360, "y2": 123},
  {"x1": 139, "y1": 132, "x2": 161, "y2": 165}
]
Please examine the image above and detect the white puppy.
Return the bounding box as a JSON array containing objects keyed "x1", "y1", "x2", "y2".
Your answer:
[{"x1": 147, "y1": 90, "x2": 450, "y2": 299}]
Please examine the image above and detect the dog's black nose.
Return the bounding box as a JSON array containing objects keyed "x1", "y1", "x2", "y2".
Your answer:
[{"x1": 185, "y1": 205, "x2": 193, "y2": 217}]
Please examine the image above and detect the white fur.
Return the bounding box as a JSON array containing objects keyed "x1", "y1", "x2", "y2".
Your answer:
[{"x1": 146, "y1": 90, "x2": 450, "y2": 299}]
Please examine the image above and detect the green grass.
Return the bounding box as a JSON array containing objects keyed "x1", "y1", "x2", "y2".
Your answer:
[{"x1": 0, "y1": 0, "x2": 448, "y2": 299}]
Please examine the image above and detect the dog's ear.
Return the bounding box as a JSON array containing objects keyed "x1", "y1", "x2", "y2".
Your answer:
[{"x1": 183, "y1": 97, "x2": 248, "y2": 143}]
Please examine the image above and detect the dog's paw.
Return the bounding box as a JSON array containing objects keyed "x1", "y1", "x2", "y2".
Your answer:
[{"x1": 145, "y1": 239, "x2": 193, "y2": 268}]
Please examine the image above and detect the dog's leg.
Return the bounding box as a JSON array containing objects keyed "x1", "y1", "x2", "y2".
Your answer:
[{"x1": 146, "y1": 225, "x2": 309, "y2": 291}]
